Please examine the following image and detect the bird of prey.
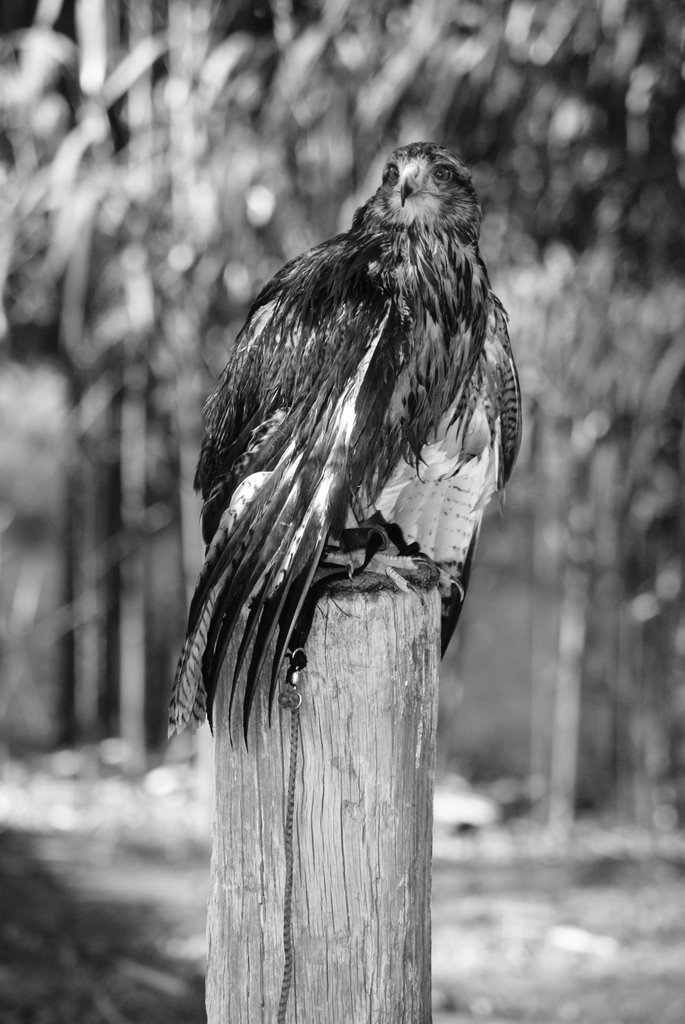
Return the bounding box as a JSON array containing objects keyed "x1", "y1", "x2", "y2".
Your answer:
[{"x1": 169, "y1": 141, "x2": 521, "y2": 740}]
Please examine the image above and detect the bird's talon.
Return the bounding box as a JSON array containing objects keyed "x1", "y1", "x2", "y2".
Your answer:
[
  {"x1": 436, "y1": 566, "x2": 456, "y2": 590},
  {"x1": 384, "y1": 566, "x2": 412, "y2": 593}
]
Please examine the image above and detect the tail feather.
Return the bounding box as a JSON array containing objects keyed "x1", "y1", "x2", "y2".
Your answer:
[
  {"x1": 266, "y1": 533, "x2": 328, "y2": 717},
  {"x1": 170, "y1": 444, "x2": 344, "y2": 737},
  {"x1": 243, "y1": 583, "x2": 294, "y2": 724},
  {"x1": 186, "y1": 506, "x2": 237, "y2": 632},
  {"x1": 236, "y1": 583, "x2": 289, "y2": 733},
  {"x1": 231, "y1": 570, "x2": 283, "y2": 725},
  {"x1": 169, "y1": 458, "x2": 305, "y2": 737},
  {"x1": 201, "y1": 467, "x2": 316, "y2": 728},
  {"x1": 194, "y1": 452, "x2": 300, "y2": 626},
  {"x1": 168, "y1": 568, "x2": 227, "y2": 736},
  {"x1": 207, "y1": 516, "x2": 320, "y2": 735},
  {"x1": 234, "y1": 523, "x2": 329, "y2": 742}
]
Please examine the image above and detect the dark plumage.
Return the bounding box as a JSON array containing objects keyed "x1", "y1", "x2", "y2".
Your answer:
[{"x1": 169, "y1": 142, "x2": 521, "y2": 740}]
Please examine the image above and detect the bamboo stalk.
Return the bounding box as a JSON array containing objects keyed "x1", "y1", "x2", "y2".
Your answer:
[
  {"x1": 547, "y1": 430, "x2": 593, "y2": 832},
  {"x1": 118, "y1": 242, "x2": 154, "y2": 770}
]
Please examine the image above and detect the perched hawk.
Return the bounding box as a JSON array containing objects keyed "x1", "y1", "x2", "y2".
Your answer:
[{"x1": 169, "y1": 142, "x2": 521, "y2": 740}]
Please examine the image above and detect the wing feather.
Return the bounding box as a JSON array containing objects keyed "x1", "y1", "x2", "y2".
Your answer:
[{"x1": 168, "y1": 302, "x2": 394, "y2": 737}]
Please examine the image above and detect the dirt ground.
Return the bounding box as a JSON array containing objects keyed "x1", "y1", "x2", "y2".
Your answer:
[
  {"x1": 431, "y1": 830, "x2": 685, "y2": 1024},
  {"x1": 1, "y1": 760, "x2": 684, "y2": 1024}
]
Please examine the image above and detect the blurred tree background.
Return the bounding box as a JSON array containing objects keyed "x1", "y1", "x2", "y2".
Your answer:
[{"x1": 1, "y1": 0, "x2": 684, "y2": 828}]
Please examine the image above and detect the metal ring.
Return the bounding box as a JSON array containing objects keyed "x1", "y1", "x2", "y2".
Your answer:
[
  {"x1": 278, "y1": 689, "x2": 302, "y2": 711},
  {"x1": 288, "y1": 647, "x2": 308, "y2": 672}
]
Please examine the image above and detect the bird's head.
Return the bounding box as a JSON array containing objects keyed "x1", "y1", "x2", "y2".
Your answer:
[{"x1": 362, "y1": 142, "x2": 482, "y2": 244}]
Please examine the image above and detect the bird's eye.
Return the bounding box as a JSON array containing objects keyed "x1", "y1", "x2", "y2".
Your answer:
[
  {"x1": 434, "y1": 165, "x2": 454, "y2": 182},
  {"x1": 384, "y1": 163, "x2": 400, "y2": 184}
]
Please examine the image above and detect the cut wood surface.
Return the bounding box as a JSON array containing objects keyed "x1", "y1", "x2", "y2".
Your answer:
[{"x1": 206, "y1": 563, "x2": 441, "y2": 1023}]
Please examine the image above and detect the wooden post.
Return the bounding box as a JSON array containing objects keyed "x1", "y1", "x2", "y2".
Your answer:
[{"x1": 207, "y1": 563, "x2": 440, "y2": 1023}]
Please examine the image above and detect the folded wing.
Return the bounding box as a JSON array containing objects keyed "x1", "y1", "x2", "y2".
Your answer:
[{"x1": 169, "y1": 240, "x2": 402, "y2": 739}]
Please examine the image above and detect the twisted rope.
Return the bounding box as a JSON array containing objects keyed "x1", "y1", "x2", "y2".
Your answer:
[
  {"x1": 276, "y1": 655, "x2": 304, "y2": 1024},
  {"x1": 274, "y1": 535, "x2": 387, "y2": 1020},
  {"x1": 273, "y1": 537, "x2": 382, "y2": 1020}
]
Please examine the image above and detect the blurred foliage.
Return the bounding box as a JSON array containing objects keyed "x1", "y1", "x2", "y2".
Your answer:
[{"x1": 1, "y1": 0, "x2": 684, "y2": 820}]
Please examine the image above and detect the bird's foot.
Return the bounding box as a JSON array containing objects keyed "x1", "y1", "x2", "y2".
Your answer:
[
  {"x1": 324, "y1": 523, "x2": 442, "y2": 594},
  {"x1": 322, "y1": 521, "x2": 387, "y2": 579},
  {"x1": 358, "y1": 515, "x2": 457, "y2": 593},
  {"x1": 321, "y1": 548, "x2": 425, "y2": 592},
  {"x1": 363, "y1": 552, "x2": 420, "y2": 593}
]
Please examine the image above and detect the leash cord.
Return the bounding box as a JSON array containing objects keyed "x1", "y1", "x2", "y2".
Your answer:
[
  {"x1": 274, "y1": 535, "x2": 382, "y2": 1020},
  {"x1": 276, "y1": 656, "x2": 303, "y2": 1023}
]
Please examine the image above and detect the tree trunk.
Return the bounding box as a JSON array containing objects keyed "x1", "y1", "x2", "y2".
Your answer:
[
  {"x1": 207, "y1": 564, "x2": 440, "y2": 1023},
  {"x1": 118, "y1": 243, "x2": 153, "y2": 772},
  {"x1": 548, "y1": 433, "x2": 593, "y2": 832}
]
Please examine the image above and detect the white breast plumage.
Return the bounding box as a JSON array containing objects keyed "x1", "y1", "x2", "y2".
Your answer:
[{"x1": 375, "y1": 402, "x2": 500, "y2": 573}]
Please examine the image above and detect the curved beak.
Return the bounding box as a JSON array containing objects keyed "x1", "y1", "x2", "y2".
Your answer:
[{"x1": 399, "y1": 161, "x2": 422, "y2": 206}]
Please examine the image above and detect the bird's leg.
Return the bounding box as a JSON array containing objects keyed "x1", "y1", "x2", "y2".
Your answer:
[
  {"x1": 366, "y1": 511, "x2": 421, "y2": 557},
  {"x1": 365, "y1": 511, "x2": 459, "y2": 596},
  {"x1": 321, "y1": 521, "x2": 390, "y2": 579},
  {"x1": 323, "y1": 493, "x2": 448, "y2": 591},
  {"x1": 322, "y1": 516, "x2": 441, "y2": 595},
  {"x1": 341, "y1": 521, "x2": 389, "y2": 565},
  {"x1": 343, "y1": 522, "x2": 418, "y2": 592}
]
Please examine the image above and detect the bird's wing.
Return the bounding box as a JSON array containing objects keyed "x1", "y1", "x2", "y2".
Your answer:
[
  {"x1": 485, "y1": 296, "x2": 521, "y2": 488},
  {"x1": 169, "y1": 239, "x2": 405, "y2": 740}
]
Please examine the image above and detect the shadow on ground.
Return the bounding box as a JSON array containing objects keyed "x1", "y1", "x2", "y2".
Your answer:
[
  {"x1": 2, "y1": 759, "x2": 685, "y2": 1024},
  {"x1": 0, "y1": 828, "x2": 207, "y2": 1024},
  {"x1": 432, "y1": 833, "x2": 685, "y2": 1024}
]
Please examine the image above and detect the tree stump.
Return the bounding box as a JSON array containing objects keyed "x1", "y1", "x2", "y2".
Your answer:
[{"x1": 206, "y1": 562, "x2": 441, "y2": 1023}]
